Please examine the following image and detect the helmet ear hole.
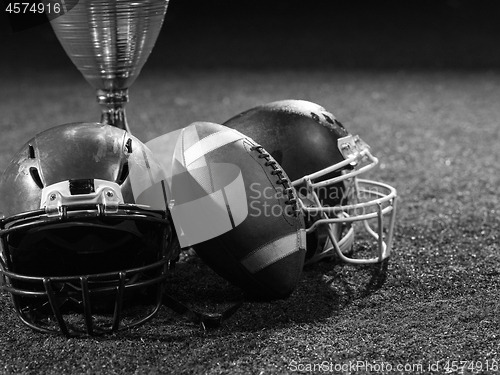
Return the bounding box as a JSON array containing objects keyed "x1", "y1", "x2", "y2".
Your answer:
[
  {"x1": 28, "y1": 144, "x2": 35, "y2": 159},
  {"x1": 310, "y1": 112, "x2": 320, "y2": 122},
  {"x1": 322, "y1": 114, "x2": 334, "y2": 125},
  {"x1": 29, "y1": 167, "x2": 43, "y2": 189},
  {"x1": 334, "y1": 119, "x2": 345, "y2": 129},
  {"x1": 116, "y1": 162, "x2": 129, "y2": 185},
  {"x1": 125, "y1": 138, "x2": 133, "y2": 154}
]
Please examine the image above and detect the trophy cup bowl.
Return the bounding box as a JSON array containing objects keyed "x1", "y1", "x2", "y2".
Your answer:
[{"x1": 47, "y1": 0, "x2": 169, "y2": 132}]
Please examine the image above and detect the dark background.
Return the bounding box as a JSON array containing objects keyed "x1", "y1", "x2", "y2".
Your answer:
[{"x1": 2, "y1": 0, "x2": 500, "y2": 72}]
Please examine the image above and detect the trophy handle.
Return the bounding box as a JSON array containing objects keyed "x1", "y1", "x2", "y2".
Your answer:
[{"x1": 97, "y1": 89, "x2": 130, "y2": 133}]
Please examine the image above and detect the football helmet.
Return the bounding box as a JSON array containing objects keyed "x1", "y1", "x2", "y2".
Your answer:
[
  {"x1": 223, "y1": 100, "x2": 397, "y2": 265},
  {"x1": 0, "y1": 123, "x2": 177, "y2": 336}
]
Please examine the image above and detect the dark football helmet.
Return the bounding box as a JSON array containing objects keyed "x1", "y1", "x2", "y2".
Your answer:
[
  {"x1": 0, "y1": 123, "x2": 177, "y2": 336},
  {"x1": 223, "y1": 100, "x2": 397, "y2": 265}
]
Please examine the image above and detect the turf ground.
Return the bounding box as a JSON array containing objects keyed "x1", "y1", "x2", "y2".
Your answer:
[{"x1": 1, "y1": 1, "x2": 500, "y2": 374}]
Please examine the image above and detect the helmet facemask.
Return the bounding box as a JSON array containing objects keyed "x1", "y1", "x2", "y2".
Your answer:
[
  {"x1": 0, "y1": 199, "x2": 174, "y2": 336},
  {"x1": 294, "y1": 135, "x2": 398, "y2": 265}
]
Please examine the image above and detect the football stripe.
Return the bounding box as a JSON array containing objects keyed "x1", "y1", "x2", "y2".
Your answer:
[
  {"x1": 184, "y1": 129, "x2": 247, "y2": 167},
  {"x1": 241, "y1": 231, "x2": 304, "y2": 274}
]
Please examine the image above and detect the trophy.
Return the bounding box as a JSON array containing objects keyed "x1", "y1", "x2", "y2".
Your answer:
[{"x1": 47, "y1": 0, "x2": 169, "y2": 132}]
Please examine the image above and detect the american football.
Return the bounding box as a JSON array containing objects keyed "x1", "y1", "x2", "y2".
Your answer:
[{"x1": 168, "y1": 122, "x2": 306, "y2": 301}]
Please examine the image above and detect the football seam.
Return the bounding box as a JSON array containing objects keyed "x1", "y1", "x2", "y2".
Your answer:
[{"x1": 243, "y1": 139, "x2": 298, "y2": 227}]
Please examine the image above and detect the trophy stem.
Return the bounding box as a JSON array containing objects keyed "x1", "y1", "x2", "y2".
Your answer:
[{"x1": 97, "y1": 89, "x2": 131, "y2": 133}]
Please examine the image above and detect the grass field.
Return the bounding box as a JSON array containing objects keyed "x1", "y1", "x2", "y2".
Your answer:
[{"x1": 2, "y1": 2, "x2": 500, "y2": 374}]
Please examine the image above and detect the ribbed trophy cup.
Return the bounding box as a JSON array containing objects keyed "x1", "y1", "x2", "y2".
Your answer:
[{"x1": 47, "y1": 0, "x2": 169, "y2": 132}]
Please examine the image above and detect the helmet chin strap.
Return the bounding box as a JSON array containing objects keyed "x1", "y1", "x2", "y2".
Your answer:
[{"x1": 161, "y1": 293, "x2": 243, "y2": 331}]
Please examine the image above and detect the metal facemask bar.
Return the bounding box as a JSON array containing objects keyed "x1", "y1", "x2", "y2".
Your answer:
[
  {"x1": 293, "y1": 135, "x2": 398, "y2": 265},
  {"x1": 0, "y1": 179, "x2": 173, "y2": 336},
  {"x1": 1, "y1": 251, "x2": 169, "y2": 337}
]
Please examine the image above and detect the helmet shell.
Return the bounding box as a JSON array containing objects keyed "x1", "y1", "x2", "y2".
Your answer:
[
  {"x1": 0, "y1": 122, "x2": 162, "y2": 217},
  {"x1": 223, "y1": 99, "x2": 350, "y2": 183}
]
